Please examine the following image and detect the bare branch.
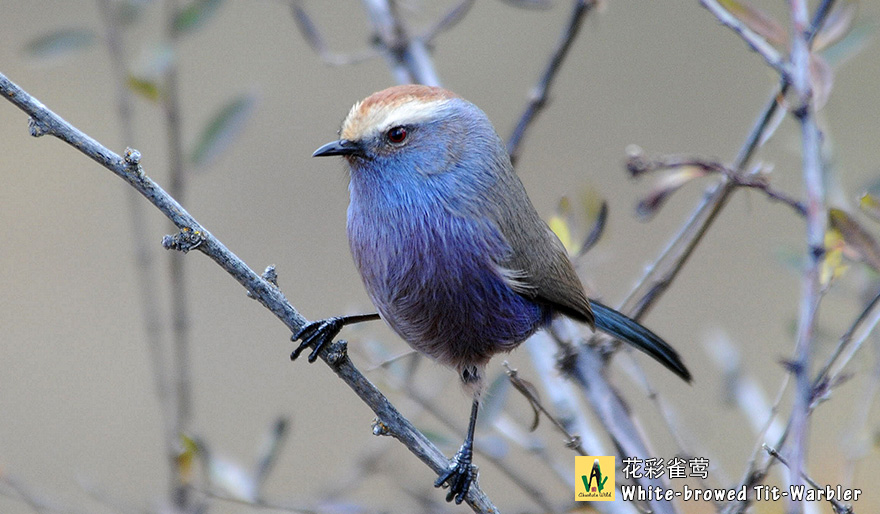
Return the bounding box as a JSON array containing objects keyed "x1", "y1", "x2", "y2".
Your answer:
[
  {"x1": 626, "y1": 152, "x2": 807, "y2": 216},
  {"x1": 162, "y1": 0, "x2": 196, "y2": 506},
  {"x1": 0, "y1": 474, "x2": 87, "y2": 514},
  {"x1": 786, "y1": 0, "x2": 828, "y2": 508},
  {"x1": 700, "y1": 0, "x2": 790, "y2": 78},
  {"x1": 503, "y1": 362, "x2": 587, "y2": 455},
  {"x1": 619, "y1": 0, "x2": 837, "y2": 324},
  {"x1": 816, "y1": 287, "x2": 880, "y2": 389},
  {"x1": 290, "y1": 1, "x2": 380, "y2": 66},
  {"x1": 422, "y1": 0, "x2": 476, "y2": 43},
  {"x1": 507, "y1": 0, "x2": 597, "y2": 164},
  {"x1": 609, "y1": 3, "x2": 836, "y2": 508},
  {"x1": 95, "y1": 0, "x2": 180, "y2": 508},
  {"x1": 361, "y1": 0, "x2": 441, "y2": 86},
  {"x1": 552, "y1": 320, "x2": 680, "y2": 514},
  {"x1": 0, "y1": 72, "x2": 497, "y2": 513},
  {"x1": 405, "y1": 384, "x2": 558, "y2": 512},
  {"x1": 714, "y1": 4, "x2": 839, "y2": 510},
  {"x1": 763, "y1": 445, "x2": 853, "y2": 514}
]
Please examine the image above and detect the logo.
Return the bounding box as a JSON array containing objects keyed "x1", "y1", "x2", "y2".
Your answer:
[{"x1": 576, "y1": 456, "x2": 615, "y2": 501}]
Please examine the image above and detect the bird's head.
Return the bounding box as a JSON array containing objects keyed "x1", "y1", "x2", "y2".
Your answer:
[{"x1": 313, "y1": 85, "x2": 507, "y2": 182}]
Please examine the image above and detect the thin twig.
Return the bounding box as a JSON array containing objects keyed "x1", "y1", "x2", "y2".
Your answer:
[
  {"x1": 503, "y1": 362, "x2": 586, "y2": 455},
  {"x1": 608, "y1": 1, "x2": 837, "y2": 511},
  {"x1": 720, "y1": 368, "x2": 792, "y2": 514},
  {"x1": 198, "y1": 485, "x2": 379, "y2": 514},
  {"x1": 422, "y1": 0, "x2": 476, "y2": 43},
  {"x1": 95, "y1": 1, "x2": 178, "y2": 508},
  {"x1": 842, "y1": 342, "x2": 880, "y2": 488},
  {"x1": 786, "y1": 0, "x2": 827, "y2": 509},
  {"x1": 361, "y1": 0, "x2": 441, "y2": 86},
  {"x1": 723, "y1": 281, "x2": 876, "y2": 514},
  {"x1": 524, "y1": 332, "x2": 600, "y2": 458},
  {"x1": 552, "y1": 320, "x2": 679, "y2": 514},
  {"x1": 1, "y1": 474, "x2": 92, "y2": 514},
  {"x1": 814, "y1": 286, "x2": 880, "y2": 392},
  {"x1": 507, "y1": 0, "x2": 597, "y2": 165},
  {"x1": 162, "y1": 0, "x2": 194, "y2": 508},
  {"x1": 700, "y1": 0, "x2": 790, "y2": 78},
  {"x1": 626, "y1": 153, "x2": 807, "y2": 216},
  {"x1": 719, "y1": 2, "x2": 838, "y2": 506},
  {"x1": 361, "y1": 344, "x2": 573, "y2": 505},
  {"x1": 618, "y1": 0, "x2": 837, "y2": 324},
  {"x1": 763, "y1": 445, "x2": 854, "y2": 514},
  {"x1": 290, "y1": 1, "x2": 380, "y2": 66},
  {"x1": 0, "y1": 477, "x2": 53, "y2": 514},
  {"x1": 0, "y1": 72, "x2": 498, "y2": 514}
]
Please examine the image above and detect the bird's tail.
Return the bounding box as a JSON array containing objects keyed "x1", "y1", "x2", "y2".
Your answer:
[{"x1": 591, "y1": 300, "x2": 691, "y2": 382}]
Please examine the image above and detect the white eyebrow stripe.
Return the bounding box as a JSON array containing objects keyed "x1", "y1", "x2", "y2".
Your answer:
[
  {"x1": 341, "y1": 97, "x2": 452, "y2": 141},
  {"x1": 376, "y1": 99, "x2": 449, "y2": 131}
]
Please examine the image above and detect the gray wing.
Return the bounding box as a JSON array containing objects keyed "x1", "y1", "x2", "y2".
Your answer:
[{"x1": 488, "y1": 169, "x2": 595, "y2": 329}]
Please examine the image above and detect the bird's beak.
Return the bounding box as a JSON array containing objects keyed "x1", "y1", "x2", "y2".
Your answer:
[{"x1": 313, "y1": 139, "x2": 364, "y2": 158}]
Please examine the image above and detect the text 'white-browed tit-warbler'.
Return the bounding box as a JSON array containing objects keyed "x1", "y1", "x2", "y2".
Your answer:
[{"x1": 292, "y1": 84, "x2": 691, "y2": 504}]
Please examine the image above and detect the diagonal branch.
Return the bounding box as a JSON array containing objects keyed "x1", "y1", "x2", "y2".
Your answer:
[
  {"x1": 422, "y1": 0, "x2": 476, "y2": 43},
  {"x1": 507, "y1": 0, "x2": 597, "y2": 165},
  {"x1": 815, "y1": 286, "x2": 880, "y2": 390},
  {"x1": 700, "y1": 0, "x2": 790, "y2": 78},
  {"x1": 553, "y1": 321, "x2": 679, "y2": 514},
  {"x1": 0, "y1": 71, "x2": 497, "y2": 514},
  {"x1": 626, "y1": 152, "x2": 807, "y2": 216},
  {"x1": 764, "y1": 445, "x2": 852, "y2": 514},
  {"x1": 290, "y1": 1, "x2": 380, "y2": 67},
  {"x1": 619, "y1": 0, "x2": 836, "y2": 324}
]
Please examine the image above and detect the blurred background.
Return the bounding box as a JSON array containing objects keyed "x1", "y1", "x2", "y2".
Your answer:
[{"x1": 1, "y1": 1, "x2": 879, "y2": 512}]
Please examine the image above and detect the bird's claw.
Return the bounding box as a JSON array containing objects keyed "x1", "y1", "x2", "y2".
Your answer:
[
  {"x1": 434, "y1": 449, "x2": 475, "y2": 504},
  {"x1": 291, "y1": 317, "x2": 346, "y2": 363}
]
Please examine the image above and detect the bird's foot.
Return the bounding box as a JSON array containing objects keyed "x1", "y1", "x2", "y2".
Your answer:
[
  {"x1": 291, "y1": 313, "x2": 380, "y2": 363},
  {"x1": 290, "y1": 317, "x2": 347, "y2": 363},
  {"x1": 434, "y1": 444, "x2": 476, "y2": 504}
]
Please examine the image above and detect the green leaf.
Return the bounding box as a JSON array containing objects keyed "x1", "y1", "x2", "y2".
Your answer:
[
  {"x1": 189, "y1": 93, "x2": 258, "y2": 168},
  {"x1": 548, "y1": 213, "x2": 575, "y2": 255},
  {"x1": 23, "y1": 29, "x2": 96, "y2": 61},
  {"x1": 829, "y1": 208, "x2": 880, "y2": 272},
  {"x1": 173, "y1": 0, "x2": 224, "y2": 36},
  {"x1": 859, "y1": 192, "x2": 880, "y2": 223},
  {"x1": 127, "y1": 74, "x2": 163, "y2": 101},
  {"x1": 176, "y1": 433, "x2": 200, "y2": 484}
]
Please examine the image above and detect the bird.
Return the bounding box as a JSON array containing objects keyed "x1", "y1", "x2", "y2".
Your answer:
[{"x1": 292, "y1": 84, "x2": 691, "y2": 504}]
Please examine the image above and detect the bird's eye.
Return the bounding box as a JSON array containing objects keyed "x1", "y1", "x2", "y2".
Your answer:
[{"x1": 386, "y1": 126, "x2": 408, "y2": 144}]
